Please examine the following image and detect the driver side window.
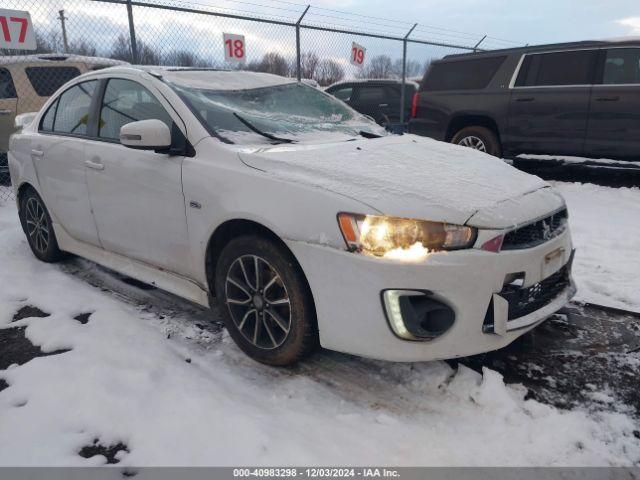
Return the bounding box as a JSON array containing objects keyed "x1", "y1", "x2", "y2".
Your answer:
[{"x1": 99, "y1": 79, "x2": 173, "y2": 141}]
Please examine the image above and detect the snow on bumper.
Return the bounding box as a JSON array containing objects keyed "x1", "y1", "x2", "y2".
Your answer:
[{"x1": 287, "y1": 228, "x2": 575, "y2": 362}]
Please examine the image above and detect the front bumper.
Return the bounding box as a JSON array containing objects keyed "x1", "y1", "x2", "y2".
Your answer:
[{"x1": 287, "y1": 228, "x2": 574, "y2": 362}]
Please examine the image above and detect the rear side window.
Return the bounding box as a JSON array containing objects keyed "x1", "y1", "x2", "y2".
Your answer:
[
  {"x1": 422, "y1": 56, "x2": 506, "y2": 91},
  {"x1": 25, "y1": 66, "x2": 81, "y2": 97},
  {"x1": 0, "y1": 68, "x2": 17, "y2": 99},
  {"x1": 40, "y1": 99, "x2": 58, "y2": 132},
  {"x1": 51, "y1": 81, "x2": 97, "y2": 135},
  {"x1": 515, "y1": 50, "x2": 597, "y2": 87},
  {"x1": 356, "y1": 86, "x2": 387, "y2": 102},
  {"x1": 331, "y1": 86, "x2": 353, "y2": 101},
  {"x1": 602, "y1": 48, "x2": 640, "y2": 84}
]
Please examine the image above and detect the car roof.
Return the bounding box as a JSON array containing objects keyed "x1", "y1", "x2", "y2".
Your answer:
[
  {"x1": 439, "y1": 37, "x2": 640, "y2": 62},
  {"x1": 0, "y1": 53, "x2": 128, "y2": 67},
  {"x1": 78, "y1": 65, "x2": 298, "y2": 90}
]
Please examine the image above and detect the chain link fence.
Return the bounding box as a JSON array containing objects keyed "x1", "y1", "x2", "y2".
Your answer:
[{"x1": 0, "y1": 0, "x2": 521, "y2": 200}]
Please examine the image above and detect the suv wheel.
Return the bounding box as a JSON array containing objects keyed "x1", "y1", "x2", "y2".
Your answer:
[
  {"x1": 451, "y1": 126, "x2": 502, "y2": 157},
  {"x1": 18, "y1": 188, "x2": 64, "y2": 263},
  {"x1": 214, "y1": 235, "x2": 319, "y2": 366}
]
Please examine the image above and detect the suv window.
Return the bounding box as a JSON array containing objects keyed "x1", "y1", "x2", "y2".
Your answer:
[
  {"x1": 602, "y1": 48, "x2": 640, "y2": 85},
  {"x1": 356, "y1": 86, "x2": 386, "y2": 102},
  {"x1": 51, "y1": 81, "x2": 97, "y2": 135},
  {"x1": 421, "y1": 56, "x2": 506, "y2": 91},
  {"x1": 515, "y1": 50, "x2": 596, "y2": 87},
  {"x1": 99, "y1": 79, "x2": 172, "y2": 141},
  {"x1": 0, "y1": 68, "x2": 17, "y2": 99},
  {"x1": 25, "y1": 66, "x2": 82, "y2": 97},
  {"x1": 331, "y1": 86, "x2": 353, "y2": 101}
]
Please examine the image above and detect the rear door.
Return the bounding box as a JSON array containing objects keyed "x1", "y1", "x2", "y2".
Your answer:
[
  {"x1": 0, "y1": 67, "x2": 18, "y2": 154},
  {"x1": 507, "y1": 49, "x2": 598, "y2": 155},
  {"x1": 585, "y1": 47, "x2": 640, "y2": 159},
  {"x1": 351, "y1": 85, "x2": 399, "y2": 124}
]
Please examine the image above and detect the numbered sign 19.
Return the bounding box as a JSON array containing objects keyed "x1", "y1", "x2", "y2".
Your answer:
[
  {"x1": 350, "y1": 42, "x2": 366, "y2": 67},
  {"x1": 0, "y1": 9, "x2": 36, "y2": 50},
  {"x1": 223, "y1": 33, "x2": 246, "y2": 63}
]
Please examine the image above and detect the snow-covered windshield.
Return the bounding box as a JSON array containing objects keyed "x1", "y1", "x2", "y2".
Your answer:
[{"x1": 171, "y1": 81, "x2": 388, "y2": 144}]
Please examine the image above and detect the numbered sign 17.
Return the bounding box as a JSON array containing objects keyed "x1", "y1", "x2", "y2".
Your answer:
[
  {"x1": 350, "y1": 42, "x2": 366, "y2": 67},
  {"x1": 223, "y1": 33, "x2": 246, "y2": 63},
  {"x1": 0, "y1": 9, "x2": 36, "y2": 50}
]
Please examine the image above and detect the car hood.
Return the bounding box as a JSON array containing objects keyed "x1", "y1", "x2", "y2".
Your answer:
[{"x1": 238, "y1": 135, "x2": 551, "y2": 226}]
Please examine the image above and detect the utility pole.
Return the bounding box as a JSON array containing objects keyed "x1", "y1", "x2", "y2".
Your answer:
[{"x1": 58, "y1": 10, "x2": 69, "y2": 53}]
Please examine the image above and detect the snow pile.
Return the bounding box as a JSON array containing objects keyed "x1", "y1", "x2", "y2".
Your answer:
[
  {"x1": 553, "y1": 182, "x2": 640, "y2": 312},
  {"x1": 0, "y1": 203, "x2": 638, "y2": 466}
]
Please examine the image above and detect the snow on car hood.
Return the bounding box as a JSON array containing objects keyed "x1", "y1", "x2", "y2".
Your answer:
[{"x1": 239, "y1": 135, "x2": 548, "y2": 225}]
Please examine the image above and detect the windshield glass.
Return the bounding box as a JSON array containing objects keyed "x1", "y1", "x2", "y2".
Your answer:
[{"x1": 170, "y1": 81, "x2": 388, "y2": 144}]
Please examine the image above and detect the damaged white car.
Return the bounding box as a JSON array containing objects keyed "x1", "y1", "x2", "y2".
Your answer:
[{"x1": 8, "y1": 67, "x2": 575, "y2": 365}]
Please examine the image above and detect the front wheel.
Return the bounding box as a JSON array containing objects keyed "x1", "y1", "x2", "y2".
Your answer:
[
  {"x1": 214, "y1": 235, "x2": 318, "y2": 366},
  {"x1": 451, "y1": 126, "x2": 502, "y2": 157}
]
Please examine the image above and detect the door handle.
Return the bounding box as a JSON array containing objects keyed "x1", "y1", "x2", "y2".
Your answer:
[
  {"x1": 85, "y1": 159, "x2": 104, "y2": 170},
  {"x1": 31, "y1": 149, "x2": 44, "y2": 157},
  {"x1": 378, "y1": 103, "x2": 389, "y2": 107},
  {"x1": 0, "y1": 109, "x2": 13, "y2": 115},
  {"x1": 595, "y1": 96, "x2": 619, "y2": 102},
  {"x1": 515, "y1": 97, "x2": 535, "y2": 102}
]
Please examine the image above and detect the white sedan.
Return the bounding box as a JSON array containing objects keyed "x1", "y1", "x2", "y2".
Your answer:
[{"x1": 8, "y1": 66, "x2": 575, "y2": 365}]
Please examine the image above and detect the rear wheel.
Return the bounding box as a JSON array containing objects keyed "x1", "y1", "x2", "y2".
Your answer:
[
  {"x1": 214, "y1": 235, "x2": 318, "y2": 366},
  {"x1": 18, "y1": 188, "x2": 64, "y2": 263},
  {"x1": 451, "y1": 126, "x2": 502, "y2": 157}
]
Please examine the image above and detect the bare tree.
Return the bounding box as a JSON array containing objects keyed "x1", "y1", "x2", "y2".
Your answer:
[
  {"x1": 314, "y1": 59, "x2": 344, "y2": 86},
  {"x1": 163, "y1": 50, "x2": 214, "y2": 67},
  {"x1": 247, "y1": 52, "x2": 290, "y2": 76},
  {"x1": 109, "y1": 34, "x2": 160, "y2": 65},
  {"x1": 299, "y1": 52, "x2": 320, "y2": 79},
  {"x1": 358, "y1": 54, "x2": 394, "y2": 79}
]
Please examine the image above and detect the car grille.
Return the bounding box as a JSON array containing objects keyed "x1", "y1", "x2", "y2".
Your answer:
[
  {"x1": 502, "y1": 209, "x2": 568, "y2": 250},
  {"x1": 483, "y1": 263, "x2": 571, "y2": 330}
]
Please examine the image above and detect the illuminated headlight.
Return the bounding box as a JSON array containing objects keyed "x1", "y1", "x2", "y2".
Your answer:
[{"x1": 338, "y1": 213, "x2": 476, "y2": 259}]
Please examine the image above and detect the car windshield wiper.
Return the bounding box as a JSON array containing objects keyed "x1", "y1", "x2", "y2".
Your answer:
[
  {"x1": 233, "y1": 112, "x2": 295, "y2": 144},
  {"x1": 358, "y1": 130, "x2": 383, "y2": 139}
]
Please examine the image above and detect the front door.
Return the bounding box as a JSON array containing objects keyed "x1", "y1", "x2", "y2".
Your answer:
[
  {"x1": 584, "y1": 47, "x2": 640, "y2": 159},
  {"x1": 84, "y1": 78, "x2": 191, "y2": 277},
  {"x1": 507, "y1": 49, "x2": 598, "y2": 156},
  {"x1": 32, "y1": 80, "x2": 101, "y2": 246}
]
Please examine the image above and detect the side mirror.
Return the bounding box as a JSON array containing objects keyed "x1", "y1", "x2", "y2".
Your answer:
[
  {"x1": 15, "y1": 112, "x2": 37, "y2": 129},
  {"x1": 120, "y1": 119, "x2": 171, "y2": 151}
]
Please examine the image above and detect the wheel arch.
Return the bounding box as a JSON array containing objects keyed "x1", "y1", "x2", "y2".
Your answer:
[
  {"x1": 205, "y1": 219, "x2": 314, "y2": 306},
  {"x1": 445, "y1": 114, "x2": 502, "y2": 144}
]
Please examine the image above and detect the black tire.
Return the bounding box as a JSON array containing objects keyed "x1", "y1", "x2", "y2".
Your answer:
[
  {"x1": 214, "y1": 235, "x2": 318, "y2": 366},
  {"x1": 451, "y1": 126, "x2": 502, "y2": 157},
  {"x1": 18, "y1": 187, "x2": 64, "y2": 263}
]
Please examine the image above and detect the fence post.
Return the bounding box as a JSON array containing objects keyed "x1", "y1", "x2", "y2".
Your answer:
[
  {"x1": 58, "y1": 10, "x2": 69, "y2": 53},
  {"x1": 473, "y1": 35, "x2": 487, "y2": 52},
  {"x1": 400, "y1": 23, "x2": 417, "y2": 130},
  {"x1": 295, "y1": 5, "x2": 310, "y2": 82},
  {"x1": 126, "y1": 0, "x2": 139, "y2": 63}
]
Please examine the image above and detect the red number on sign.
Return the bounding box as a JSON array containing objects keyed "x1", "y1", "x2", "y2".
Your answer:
[
  {"x1": 352, "y1": 46, "x2": 364, "y2": 65},
  {"x1": 225, "y1": 38, "x2": 244, "y2": 59},
  {"x1": 0, "y1": 17, "x2": 9, "y2": 42},
  {"x1": 11, "y1": 17, "x2": 28, "y2": 43},
  {"x1": 0, "y1": 16, "x2": 29, "y2": 43}
]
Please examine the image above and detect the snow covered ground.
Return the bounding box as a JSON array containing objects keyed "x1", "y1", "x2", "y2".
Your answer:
[
  {"x1": 553, "y1": 182, "x2": 640, "y2": 313},
  {"x1": 0, "y1": 185, "x2": 639, "y2": 467}
]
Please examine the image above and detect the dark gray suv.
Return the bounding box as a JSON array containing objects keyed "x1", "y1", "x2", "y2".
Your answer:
[{"x1": 409, "y1": 40, "x2": 640, "y2": 160}]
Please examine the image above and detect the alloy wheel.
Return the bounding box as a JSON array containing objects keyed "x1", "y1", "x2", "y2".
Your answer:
[
  {"x1": 224, "y1": 254, "x2": 292, "y2": 350},
  {"x1": 25, "y1": 197, "x2": 50, "y2": 255},
  {"x1": 458, "y1": 135, "x2": 487, "y2": 152}
]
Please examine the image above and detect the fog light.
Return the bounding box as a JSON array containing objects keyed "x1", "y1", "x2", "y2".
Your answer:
[{"x1": 382, "y1": 290, "x2": 455, "y2": 340}]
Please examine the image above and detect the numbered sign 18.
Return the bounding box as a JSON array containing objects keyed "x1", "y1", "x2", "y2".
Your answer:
[
  {"x1": 0, "y1": 9, "x2": 36, "y2": 50},
  {"x1": 223, "y1": 33, "x2": 246, "y2": 63},
  {"x1": 350, "y1": 42, "x2": 366, "y2": 67}
]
